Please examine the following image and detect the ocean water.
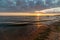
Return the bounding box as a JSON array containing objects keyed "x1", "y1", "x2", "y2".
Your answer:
[
  {"x1": 0, "y1": 16, "x2": 39, "y2": 40},
  {"x1": 0, "y1": 16, "x2": 60, "y2": 40}
]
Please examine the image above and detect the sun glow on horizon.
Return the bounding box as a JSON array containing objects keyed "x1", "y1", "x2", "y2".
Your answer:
[{"x1": 37, "y1": 13, "x2": 41, "y2": 16}]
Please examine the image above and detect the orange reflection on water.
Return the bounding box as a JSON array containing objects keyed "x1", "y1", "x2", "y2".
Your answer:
[{"x1": 35, "y1": 15, "x2": 43, "y2": 28}]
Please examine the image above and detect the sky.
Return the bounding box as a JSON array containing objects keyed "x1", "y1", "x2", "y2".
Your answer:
[{"x1": 0, "y1": 0, "x2": 60, "y2": 12}]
